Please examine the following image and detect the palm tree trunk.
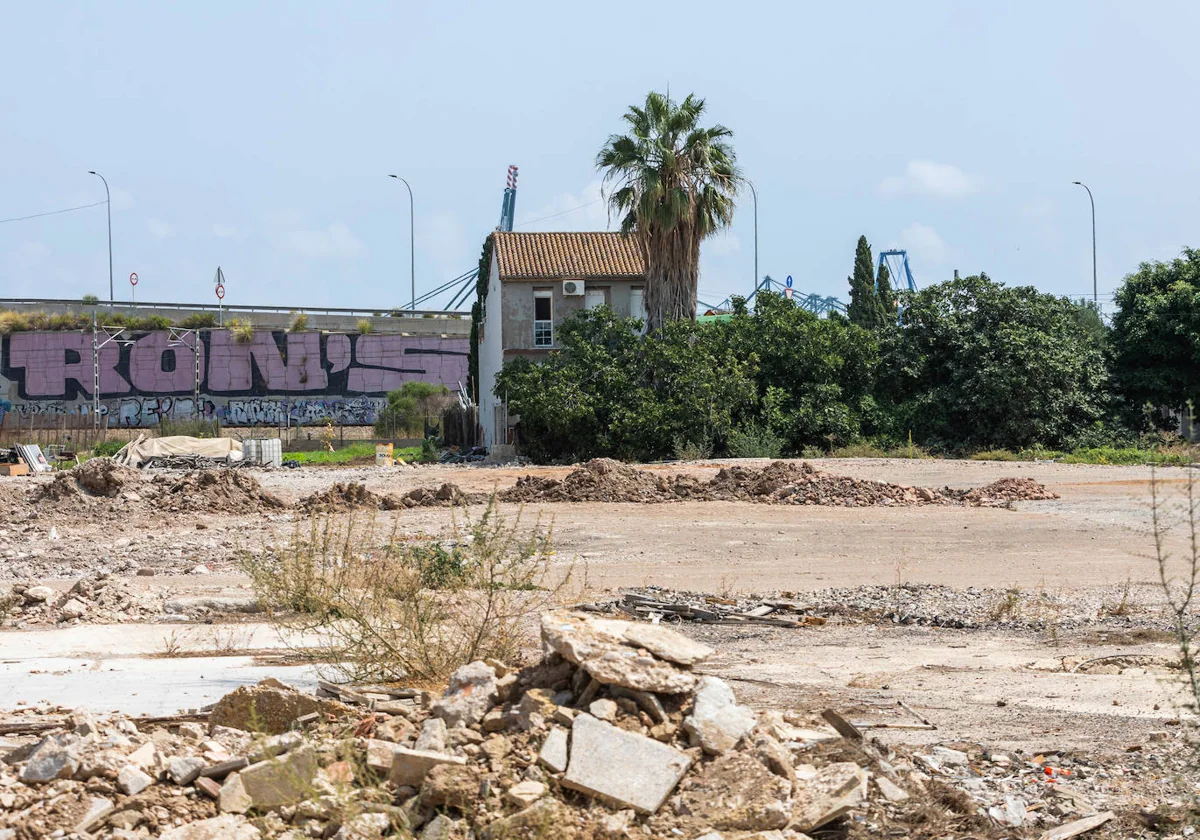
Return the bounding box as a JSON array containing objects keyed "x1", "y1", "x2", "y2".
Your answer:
[{"x1": 643, "y1": 228, "x2": 700, "y2": 330}]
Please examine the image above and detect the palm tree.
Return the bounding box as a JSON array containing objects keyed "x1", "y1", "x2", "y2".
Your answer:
[{"x1": 597, "y1": 91, "x2": 740, "y2": 330}]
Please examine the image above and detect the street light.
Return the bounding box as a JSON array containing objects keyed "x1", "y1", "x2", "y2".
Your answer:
[
  {"x1": 1072, "y1": 181, "x2": 1097, "y2": 305},
  {"x1": 744, "y1": 179, "x2": 759, "y2": 297},
  {"x1": 388, "y1": 175, "x2": 415, "y2": 312},
  {"x1": 87, "y1": 171, "x2": 113, "y2": 303}
]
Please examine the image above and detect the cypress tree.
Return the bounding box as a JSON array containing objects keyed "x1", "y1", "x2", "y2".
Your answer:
[
  {"x1": 876, "y1": 262, "x2": 896, "y2": 322},
  {"x1": 847, "y1": 235, "x2": 881, "y2": 327}
]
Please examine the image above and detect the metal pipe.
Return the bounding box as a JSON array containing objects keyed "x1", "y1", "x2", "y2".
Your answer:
[
  {"x1": 87, "y1": 171, "x2": 113, "y2": 302},
  {"x1": 1072, "y1": 181, "x2": 1097, "y2": 305},
  {"x1": 744, "y1": 179, "x2": 759, "y2": 297},
  {"x1": 389, "y1": 175, "x2": 416, "y2": 311}
]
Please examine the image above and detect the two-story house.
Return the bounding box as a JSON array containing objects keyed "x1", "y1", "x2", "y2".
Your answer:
[{"x1": 478, "y1": 231, "x2": 647, "y2": 448}]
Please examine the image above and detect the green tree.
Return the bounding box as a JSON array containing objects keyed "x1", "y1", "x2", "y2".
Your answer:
[
  {"x1": 880, "y1": 273, "x2": 1110, "y2": 450},
  {"x1": 847, "y1": 235, "x2": 884, "y2": 328},
  {"x1": 876, "y1": 262, "x2": 896, "y2": 321},
  {"x1": 1110, "y1": 248, "x2": 1200, "y2": 411},
  {"x1": 374, "y1": 382, "x2": 451, "y2": 438},
  {"x1": 596, "y1": 91, "x2": 740, "y2": 330},
  {"x1": 467, "y1": 234, "x2": 494, "y2": 403}
]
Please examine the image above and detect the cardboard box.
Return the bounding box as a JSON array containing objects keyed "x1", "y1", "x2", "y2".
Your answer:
[{"x1": 0, "y1": 463, "x2": 30, "y2": 477}]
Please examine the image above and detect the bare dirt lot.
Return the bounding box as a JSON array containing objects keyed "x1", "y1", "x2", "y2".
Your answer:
[{"x1": 1, "y1": 456, "x2": 1196, "y2": 820}]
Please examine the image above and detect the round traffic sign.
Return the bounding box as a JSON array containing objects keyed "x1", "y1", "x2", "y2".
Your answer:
[
  {"x1": 129, "y1": 272, "x2": 138, "y2": 286},
  {"x1": 215, "y1": 284, "x2": 225, "y2": 300}
]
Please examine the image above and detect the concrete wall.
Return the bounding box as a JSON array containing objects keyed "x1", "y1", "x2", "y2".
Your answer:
[
  {"x1": 0, "y1": 328, "x2": 468, "y2": 428},
  {"x1": 0, "y1": 301, "x2": 470, "y2": 337},
  {"x1": 499, "y1": 279, "x2": 643, "y2": 353}
]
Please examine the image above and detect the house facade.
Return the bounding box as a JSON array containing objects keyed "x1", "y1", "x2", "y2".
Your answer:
[{"x1": 478, "y1": 231, "x2": 647, "y2": 448}]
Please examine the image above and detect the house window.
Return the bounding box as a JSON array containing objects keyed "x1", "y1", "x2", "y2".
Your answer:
[
  {"x1": 585, "y1": 288, "x2": 606, "y2": 310},
  {"x1": 533, "y1": 290, "x2": 553, "y2": 348},
  {"x1": 630, "y1": 287, "x2": 647, "y2": 331}
]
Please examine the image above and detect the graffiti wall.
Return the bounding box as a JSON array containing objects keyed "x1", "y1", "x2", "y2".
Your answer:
[{"x1": 0, "y1": 330, "x2": 468, "y2": 427}]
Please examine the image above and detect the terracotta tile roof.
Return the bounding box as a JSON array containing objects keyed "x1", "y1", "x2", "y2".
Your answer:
[{"x1": 493, "y1": 232, "x2": 646, "y2": 279}]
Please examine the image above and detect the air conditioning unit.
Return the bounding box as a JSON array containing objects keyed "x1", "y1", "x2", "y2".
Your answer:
[{"x1": 562, "y1": 279, "x2": 585, "y2": 296}]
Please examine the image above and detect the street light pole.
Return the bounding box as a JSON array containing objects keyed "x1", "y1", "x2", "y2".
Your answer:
[
  {"x1": 87, "y1": 171, "x2": 113, "y2": 303},
  {"x1": 388, "y1": 175, "x2": 415, "y2": 312},
  {"x1": 744, "y1": 179, "x2": 759, "y2": 296},
  {"x1": 1072, "y1": 181, "x2": 1097, "y2": 305}
]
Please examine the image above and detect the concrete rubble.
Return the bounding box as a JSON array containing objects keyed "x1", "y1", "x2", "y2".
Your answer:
[{"x1": 0, "y1": 610, "x2": 1182, "y2": 838}]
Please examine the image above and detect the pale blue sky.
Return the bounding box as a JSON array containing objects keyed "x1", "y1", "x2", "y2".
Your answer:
[{"x1": 2, "y1": 1, "x2": 1197, "y2": 313}]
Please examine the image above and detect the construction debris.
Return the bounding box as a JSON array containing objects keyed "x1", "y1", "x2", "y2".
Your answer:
[
  {"x1": 501, "y1": 458, "x2": 1058, "y2": 507},
  {"x1": 0, "y1": 610, "x2": 1168, "y2": 839}
]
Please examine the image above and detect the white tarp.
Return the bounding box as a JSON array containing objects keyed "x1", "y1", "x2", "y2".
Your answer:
[{"x1": 113, "y1": 435, "x2": 243, "y2": 468}]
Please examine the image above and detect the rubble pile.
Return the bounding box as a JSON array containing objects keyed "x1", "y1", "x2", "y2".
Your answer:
[
  {"x1": 297, "y1": 482, "x2": 481, "y2": 514},
  {"x1": 0, "y1": 573, "x2": 165, "y2": 626},
  {"x1": 0, "y1": 611, "x2": 1156, "y2": 840},
  {"x1": 34, "y1": 458, "x2": 144, "y2": 503},
  {"x1": 151, "y1": 471, "x2": 286, "y2": 513},
  {"x1": 501, "y1": 459, "x2": 1057, "y2": 508}
]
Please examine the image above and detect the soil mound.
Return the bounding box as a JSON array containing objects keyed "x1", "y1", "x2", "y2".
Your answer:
[
  {"x1": 499, "y1": 459, "x2": 1056, "y2": 509},
  {"x1": 152, "y1": 470, "x2": 285, "y2": 513},
  {"x1": 952, "y1": 476, "x2": 1059, "y2": 506},
  {"x1": 34, "y1": 458, "x2": 144, "y2": 501},
  {"x1": 297, "y1": 481, "x2": 385, "y2": 513}
]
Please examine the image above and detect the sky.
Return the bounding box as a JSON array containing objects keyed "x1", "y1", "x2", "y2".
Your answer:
[{"x1": 2, "y1": 1, "x2": 1198, "y2": 314}]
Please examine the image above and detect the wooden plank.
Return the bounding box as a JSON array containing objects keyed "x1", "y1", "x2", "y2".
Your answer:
[{"x1": 821, "y1": 709, "x2": 863, "y2": 741}]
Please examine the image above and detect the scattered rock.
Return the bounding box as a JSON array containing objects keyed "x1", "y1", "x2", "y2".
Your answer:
[
  {"x1": 168, "y1": 755, "x2": 207, "y2": 785},
  {"x1": 538, "y1": 727, "x2": 569, "y2": 774},
  {"x1": 415, "y1": 717, "x2": 448, "y2": 752},
  {"x1": 431, "y1": 661, "x2": 498, "y2": 728},
  {"x1": 506, "y1": 780, "x2": 547, "y2": 807},
  {"x1": 208, "y1": 682, "x2": 340, "y2": 735},
  {"x1": 389, "y1": 746, "x2": 468, "y2": 787},
  {"x1": 117, "y1": 764, "x2": 154, "y2": 795},
  {"x1": 790, "y1": 761, "x2": 868, "y2": 833},
  {"x1": 160, "y1": 815, "x2": 262, "y2": 840},
  {"x1": 683, "y1": 676, "x2": 757, "y2": 755},
  {"x1": 237, "y1": 745, "x2": 318, "y2": 810}
]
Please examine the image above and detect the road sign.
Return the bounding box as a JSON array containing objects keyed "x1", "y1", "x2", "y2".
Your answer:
[
  {"x1": 215, "y1": 284, "x2": 225, "y2": 300},
  {"x1": 129, "y1": 272, "x2": 138, "y2": 286},
  {"x1": 785, "y1": 275, "x2": 793, "y2": 288}
]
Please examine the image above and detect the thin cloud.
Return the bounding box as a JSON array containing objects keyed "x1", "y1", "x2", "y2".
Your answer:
[
  {"x1": 899, "y1": 222, "x2": 947, "y2": 264},
  {"x1": 881, "y1": 161, "x2": 979, "y2": 199}
]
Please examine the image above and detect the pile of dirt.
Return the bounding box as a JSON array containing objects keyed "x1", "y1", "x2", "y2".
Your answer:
[
  {"x1": 502, "y1": 458, "x2": 698, "y2": 503},
  {"x1": 150, "y1": 470, "x2": 285, "y2": 513},
  {"x1": 950, "y1": 476, "x2": 1060, "y2": 506},
  {"x1": 33, "y1": 458, "x2": 144, "y2": 502},
  {"x1": 2, "y1": 573, "x2": 166, "y2": 626},
  {"x1": 501, "y1": 459, "x2": 1056, "y2": 508},
  {"x1": 296, "y1": 481, "x2": 387, "y2": 513},
  {"x1": 296, "y1": 481, "x2": 480, "y2": 513}
]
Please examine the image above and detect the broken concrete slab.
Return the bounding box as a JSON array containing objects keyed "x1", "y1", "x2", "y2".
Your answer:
[
  {"x1": 415, "y1": 717, "x2": 448, "y2": 752},
  {"x1": 562, "y1": 713, "x2": 691, "y2": 814},
  {"x1": 167, "y1": 755, "x2": 207, "y2": 785},
  {"x1": 236, "y1": 745, "x2": 318, "y2": 810},
  {"x1": 538, "y1": 726, "x2": 569, "y2": 773},
  {"x1": 684, "y1": 676, "x2": 757, "y2": 755},
  {"x1": 506, "y1": 780, "x2": 547, "y2": 807},
  {"x1": 117, "y1": 764, "x2": 154, "y2": 795},
  {"x1": 621, "y1": 623, "x2": 714, "y2": 666},
  {"x1": 208, "y1": 683, "x2": 340, "y2": 735},
  {"x1": 18, "y1": 734, "x2": 80, "y2": 783},
  {"x1": 388, "y1": 746, "x2": 468, "y2": 787},
  {"x1": 789, "y1": 761, "x2": 868, "y2": 833},
  {"x1": 218, "y1": 772, "x2": 253, "y2": 814},
  {"x1": 541, "y1": 612, "x2": 700, "y2": 694},
  {"x1": 430, "y1": 661, "x2": 498, "y2": 728},
  {"x1": 874, "y1": 775, "x2": 909, "y2": 802}
]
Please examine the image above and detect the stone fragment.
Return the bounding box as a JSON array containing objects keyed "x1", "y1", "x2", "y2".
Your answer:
[
  {"x1": 195, "y1": 776, "x2": 222, "y2": 799},
  {"x1": 538, "y1": 727, "x2": 569, "y2": 773},
  {"x1": 341, "y1": 812, "x2": 392, "y2": 839},
  {"x1": 988, "y1": 796, "x2": 1026, "y2": 827},
  {"x1": 541, "y1": 612, "x2": 698, "y2": 694},
  {"x1": 421, "y1": 763, "x2": 483, "y2": 809},
  {"x1": 218, "y1": 773, "x2": 252, "y2": 814},
  {"x1": 200, "y1": 757, "x2": 249, "y2": 779},
  {"x1": 237, "y1": 745, "x2": 318, "y2": 810},
  {"x1": 366, "y1": 739, "x2": 395, "y2": 772},
  {"x1": 683, "y1": 676, "x2": 756, "y2": 755},
  {"x1": 19, "y1": 734, "x2": 81, "y2": 783},
  {"x1": 160, "y1": 815, "x2": 263, "y2": 840},
  {"x1": 589, "y1": 698, "x2": 618, "y2": 721},
  {"x1": 74, "y1": 796, "x2": 114, "y2": 832},
  {"x1": 109, "y1": 810, "x2": 144, "y2": 830},
  {"x1": 562, "y1": 713, "x2": 691, "y2": 814},
  {"x1": 126, "y1": 741, "x2": 157, "y2": 770},
  {"x1": 118, "y1": 764, "x2": 154, "y2": 795},
  {"x1": 421, "y1": 814, "x2": 459, "y2": 840},
  {"x1": 675, "y1": 752, "x2": 793, "y2": 831},
  {"x1": 506, "y1": 780, "x2": 546, "y2": 807},
  {"x1": 621, "y1": 623, "x2": 714, "y2": 666},
  {"x1": 60, "y1": 598, "x2": 88, "y2": 619},
  {"x1": 931, "y1": 746, "x2": 969, "y2": 766},
  {"x1": 431, "y1": 661, "x2": 498, "y2": 728},
  {"x1": 168, "y1": 756, "x2": 207, "y2": 785},
  {"x1": 1040, "y1": 811, "x2": 1115, "y2": 840},
  {"x1": 481, "y1": 799, "x2": 567, "y2": 840},
  {"x1": 376, "y1": 716, "x2": 415, "y2": 743},
  {"x1": 247, "y1": 731, "x2": 303, "y2": 763},
  {"x1": 517, "y1": 688, "x2": 557, "y2": 730},
  {"x1": 177, "y1": 722, "x2": 206, "y2": 743},
  {"x1": 482, "y1": 734, "x2": 511, "y2": 763},
  {"x1": 874, "y1": 776, "x2": 909, "y2": 802},
  {"x1": 415, "y1": 717, "x2": 448, "y2": 752},
  {"x1": 23, "y1": 585, "x2": 53, "y2": 603},
  {"x1": 790, "y1": 762, "x2": 868, "y2": 833},
  {"x1": 389, "y1": 746, "x2": 468, "y2": 787}
]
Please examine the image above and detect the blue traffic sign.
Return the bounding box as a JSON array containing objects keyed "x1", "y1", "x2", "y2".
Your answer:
[{"x1": 785, "y1": 275, "x2": 793, "y2": 288}]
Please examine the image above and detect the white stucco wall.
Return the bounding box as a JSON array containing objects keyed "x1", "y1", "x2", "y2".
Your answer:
[{"x1": 478, "y1": 250, "x2": 504, "y2": 448}]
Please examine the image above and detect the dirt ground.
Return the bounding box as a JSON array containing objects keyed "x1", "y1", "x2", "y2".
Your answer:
[{"x1": 1, "y1": 457, "x2": 1196, "y2": 782}]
